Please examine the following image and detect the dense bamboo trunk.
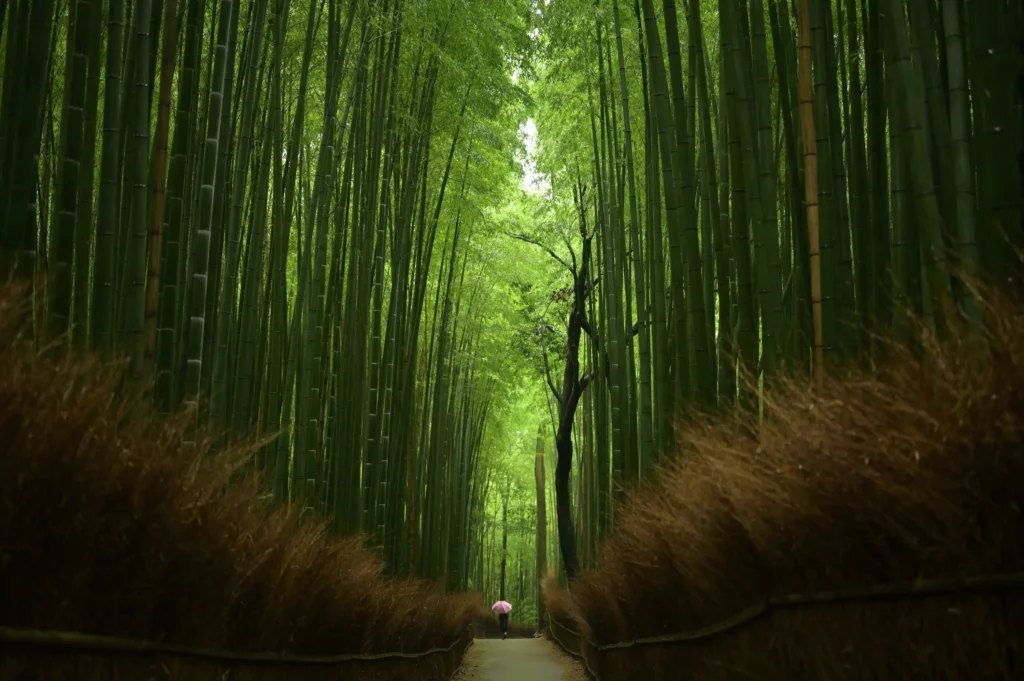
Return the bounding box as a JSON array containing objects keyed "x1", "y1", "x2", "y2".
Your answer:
[
  {"x1": 797, "y1": 0, "x2": 824, "y2": 378},
  {"x1": 535, "y1": 424, "x2": 547, "y2": 627},
  {"x1": 143, "y1": 0, "x2": 178, "y2": 379},
  {"x1": 5, "y1": 0, "x2": 1022, "y2": 608}
]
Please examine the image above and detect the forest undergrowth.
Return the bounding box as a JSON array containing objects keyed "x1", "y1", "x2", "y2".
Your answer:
[
  {"x1": 0, "y1": 283, "x2": 477, "y2": 679},
  {"x1": 544, "y1": 278, "x2": 1024, "y2": 680}
]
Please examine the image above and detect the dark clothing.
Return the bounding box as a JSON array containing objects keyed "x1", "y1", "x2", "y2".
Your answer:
[{"x1": 498, "y1": 613, "x2": 509, "y2": 638}]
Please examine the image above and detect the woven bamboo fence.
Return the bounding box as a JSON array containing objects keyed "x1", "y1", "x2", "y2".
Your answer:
[
  {"x1": 547, "y1": 573, "x2": 1024, "y2": 681},
  {"x1": 0, "y1": 626, "x2": 475, "y2": 681}
]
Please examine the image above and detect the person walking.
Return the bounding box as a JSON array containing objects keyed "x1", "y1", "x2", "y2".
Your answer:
[
  {"x1": 498, "y1": 611, "x2": 509, "y2": 639},
  {"x1": 491, "y1": 600, "x2": 512, "y2": 640}
]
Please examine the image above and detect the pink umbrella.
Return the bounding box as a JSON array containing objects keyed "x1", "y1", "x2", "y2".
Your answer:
[{"x1": 491, "y1": 600, "x2": 512, "y2": 614}]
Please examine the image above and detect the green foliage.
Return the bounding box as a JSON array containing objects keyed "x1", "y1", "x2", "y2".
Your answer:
[{"x1": 1, "y1": 0, "x2": 1020, "y2": 615}]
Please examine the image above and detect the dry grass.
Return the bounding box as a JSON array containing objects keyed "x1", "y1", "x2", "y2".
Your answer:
[
  {"x1": 545, "y1": 283, "x2": 1024, "y2": 680},
  {"x1": 0, "y1": 283, "x2": 476, "y2": 671}
]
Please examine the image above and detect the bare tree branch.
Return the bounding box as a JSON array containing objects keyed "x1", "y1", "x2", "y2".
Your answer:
[
  {"x1": 541, "y1": 330, "x2": 562, "y2": 404},
  {"x1": 580, "y1": 318, "x2": 598, "y2": 343},
  {"x1": 539, "y1": 303, "x2": 563, "y2": 406},
  {"x1": 505, "y1": 232, "x2": 574, "y2": 273},
  {"x1": 561, "y1": 231, "x2": 578, "y2": 277}
]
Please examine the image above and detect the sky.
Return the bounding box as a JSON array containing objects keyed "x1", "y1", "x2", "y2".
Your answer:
[{"x1": 519, "y1": 118, "x2": 550, "y2": 196}]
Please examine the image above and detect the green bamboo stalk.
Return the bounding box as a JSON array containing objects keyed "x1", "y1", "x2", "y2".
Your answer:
[
  {"x1": 181, "y1": 0, "x2": 233, "y2": 445},
  {"x1": 49, "y1": 0, "x2": 93, "y2": 337}
]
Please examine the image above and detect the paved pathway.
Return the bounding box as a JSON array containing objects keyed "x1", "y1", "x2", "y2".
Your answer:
[{"x1": 454, "y1": 637, "x2": 586, "y2": 681}]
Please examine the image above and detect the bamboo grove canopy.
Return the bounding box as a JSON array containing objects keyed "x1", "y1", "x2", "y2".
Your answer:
[{"x1": 0, "y1": 0, "x2": 1020, "y2": 594}]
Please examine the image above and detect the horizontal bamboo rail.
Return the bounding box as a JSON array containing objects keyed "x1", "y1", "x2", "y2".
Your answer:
[
  {"x1": 0, "y1": 626, "x2": 469, "y2": 664},
  {"x1": 0, "y1": 625, "x2": 475, "y2": 681},
  {"x1": 546, "y1": 570, "x2": 1024, "y2": 680}
]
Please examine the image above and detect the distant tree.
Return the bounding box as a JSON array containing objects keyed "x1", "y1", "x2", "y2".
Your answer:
[{"x1": 511, "y1": 180, "x2": 594, "y2": 580}]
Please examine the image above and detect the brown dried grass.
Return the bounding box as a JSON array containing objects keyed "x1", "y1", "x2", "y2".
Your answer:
[
  {"x1": 0, "y1": 283, "x2": 476, "y2": 664},
  {"x1": 545, "y1": 283, "x2": 1024, "y2": 680}
]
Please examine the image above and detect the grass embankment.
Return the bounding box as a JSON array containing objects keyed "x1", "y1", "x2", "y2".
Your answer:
[
  {"x1": 546, "y1": 285, "x2": 1024, "y2": 680},
  {"x1": 0, "y1": 284, "x2": 475, "y2": 680}
]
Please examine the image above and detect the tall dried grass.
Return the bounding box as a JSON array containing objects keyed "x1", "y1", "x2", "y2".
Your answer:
[
  {"x1": 0, "y1": 283, "x2": 476, "y2": 668},
  {"x1": 545, "y1": 283, "x2": 1024, "y2": 680}
]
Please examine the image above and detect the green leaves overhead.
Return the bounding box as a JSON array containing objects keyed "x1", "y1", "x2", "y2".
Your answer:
[
  {"x1": 519, "y1": 0, "x2": 1022, "y2": 576},
  {"x1": 0, "y1": 0, "x2": 1020, "y2": 601},
  {"x1": 0, "y1": 0, "x2": 547, "y2": 586}
]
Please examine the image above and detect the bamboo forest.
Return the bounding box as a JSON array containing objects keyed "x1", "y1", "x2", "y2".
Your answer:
[{"x1": 0, "y1": 0, "x2": 1021, "y2": 678}]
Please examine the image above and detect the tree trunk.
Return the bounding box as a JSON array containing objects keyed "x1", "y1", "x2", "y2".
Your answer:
[
  {"x1": 499, "y1": 486, "x2": 508, "y2": 601},
  {"x1": 519, "y1": 184, "x2": 594, "y2": 583},
  {"x1": 797, "y1": 0, "x2": 824, "y2": 379},
  {"x1": 534, "y1": 423, "x2": 547, "y2": 629},
  {"x1": 554, "y1": 419, "x2": 580, "y2": 580},
  {"x1": 554, "y1": 188, "x2": 593, "y2": 581},
  {"x1": 143, "y1": 0, "x2": 178, "y2": 379}
]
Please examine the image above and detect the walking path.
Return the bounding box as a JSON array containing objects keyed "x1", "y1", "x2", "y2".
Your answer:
[{"x1": 453, "y1": 637, "x2": 587, "y2": 681}]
